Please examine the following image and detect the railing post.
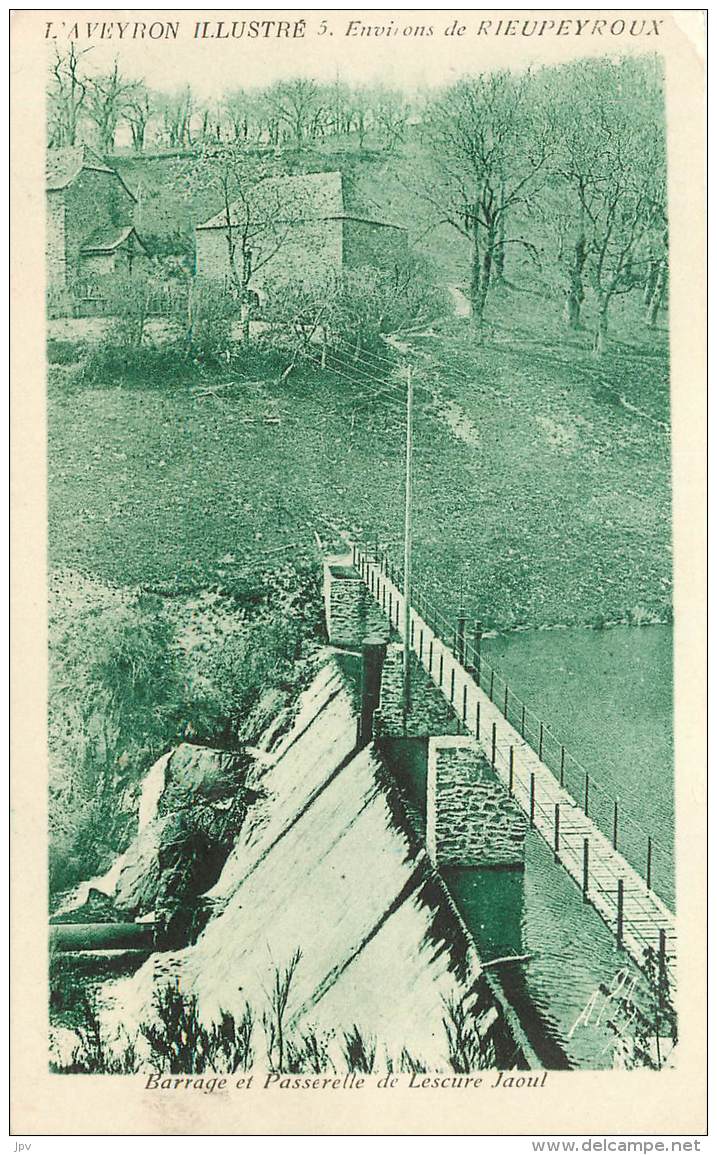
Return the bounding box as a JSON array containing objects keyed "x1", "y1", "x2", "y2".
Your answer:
[
  {"x1": 582, "y1": 838, "x2": 589, "y2": 900},
  {"x1": 474, "y1": 621, "x2": 482, "y2": 682},
  {"x1": 539, "y1": 721, "x2": 544, "y2": 761},
  {"x1": 457, "y1": 614, "x2": 466, "y2": 664},
  {"x1": 503, "y1": 685, "x2": 509, "y2": 718},
  {"x1": 410, "y1": 617, "x2": 415, "y2": 647},
  {"x1": 521, "y1": 705, "x2": 526, "y2": 738},
  {"x1": 560, "y1": 746, "x2": 565, "y2": 788},
  {"x1": 491, "y1": 722, "x2": 497, "y2": 767},
  {"x1": 428, "y1": 639, "x2": 434, "y2": 674},
  {"x1": 646, "y1": 837, "x2": 653, "y2": 891},
  {"x1": 584, "y1": 772, "x2": 590, "y2": 818},
  {"x1": 438, "y1": 650, "x2": 444, "y2": 687},
  {"x1": 462, "y1": 683, "x2": 467, "y2": 724},
  {"x1": 616, "y1": 879, "x2": 624, "y2": 948},
  {"x1": 529, "y1": 773, "x2": 535, "y2": 827},
  {"x1": 658, "y1": 928, "x2": 667, "y2": 1006},
  {"x1": 554, "y1": 804, "x2": 560, "y2": 861},
  {"x1": 418, "y1": 627, "x2": 423, "y2": 661},
  {"x1": 449, "y1": 667, "x2": 455, "y2": 704},
  {"x1": 613, "y1": 799, "x2": 619, "y2": 850},
  {"x1": 475, "y1": 700, "x2": 481, "y2": 740},
  {"x1": 508, "y1": 746, "x2": 514, "y2": 793},
  {"x1": 489, "y1": 670, "x2": 494, "y2": 702}
]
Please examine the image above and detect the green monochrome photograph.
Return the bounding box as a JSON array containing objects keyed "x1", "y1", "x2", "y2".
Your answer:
[{"x1": 10, "y1": 7, "x2": 707, "y2": 1139}]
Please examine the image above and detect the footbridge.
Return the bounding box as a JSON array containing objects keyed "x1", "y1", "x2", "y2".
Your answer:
[{"x1": 346, "y1": 541, "x2": 676, "y2": 995}]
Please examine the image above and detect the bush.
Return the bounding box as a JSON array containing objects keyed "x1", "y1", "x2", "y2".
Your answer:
[
  {"x1": 263, "y1": 252, "x2": 450, "y2": 368},
  {"x1": 181, "y1": 280, "x2": 237, "y2": 363},
  {"x1": 47, "y1": 339, "x2": 86, "y2": 365},
  {"x1": 79, "y1": 341, "x2": 200, "y2": 389}
]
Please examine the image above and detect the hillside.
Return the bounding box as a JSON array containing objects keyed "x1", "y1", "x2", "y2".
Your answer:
[{"x1": 48, "y1": 285, "x2": 671, "y2": 632}]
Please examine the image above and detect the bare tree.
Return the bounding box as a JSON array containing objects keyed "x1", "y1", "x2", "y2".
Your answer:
[
  {"x1": 48, "y1": 44, "x2": 90, "y2": 147},
  {"x1": 123, "y1": 84, "x2": 153, "y2": 154},
  {"x1": 423, "y1": 71, "x2": 551, "y2": 335},
  {"x1": 373, "y1": 88, "x2": 410, "y2": 152},
  {"x1": 349, "y1": 86, "x2": 375, "y2": 150},
  {"x1": 222, "y1": 89, "x2": 252, "y2": 142},
  {"x1": 548, "y1": 58, "x2": 666, "y2": 347},
  {"x1": 191, "y1": 144, "x2": 288, "y2": 342},
  {"x1": 265, "y1": 78, "x2": 321, "y2": 148},
  {"x1": 327, "y1": 77, "x2": 354, "y2": 137},
  {"x1": 85, "y1": 60, "x2": 138, "y2": 153},
  {"x1": 158, "y1": 86, "x2": 194, "y2": 149}
]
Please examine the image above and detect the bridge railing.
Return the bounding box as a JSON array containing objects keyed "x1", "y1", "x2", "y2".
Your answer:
[
  {"x1": 352, "y1": 542, "x2": 676, "y2": 991},
  {"x1": 352, "y1": 542, "x2": 674, "y2": 911}
]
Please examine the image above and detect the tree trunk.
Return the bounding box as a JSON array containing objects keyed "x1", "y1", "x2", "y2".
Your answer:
[
  {"x1": 470, "y1": 233, "x2": 493, "y2": 337},
  {"x1": 494, "y1": 216, "x2": 506, "y2": 284},
  {"x1": 564, "y1": 233, "x2": 587, "y2": 330},
  {"x1": 645, "y1": 263, "x2": 667, "y2": 328},
  {"x1": 593, "y1": 296, "x2": 609, "y2": 356},
  {"x1": 240, "y1": 302, "x2": 250, "y2": 345},
  {"x1": 643, "y1": 259, "x2": 660, "y2": 305}
]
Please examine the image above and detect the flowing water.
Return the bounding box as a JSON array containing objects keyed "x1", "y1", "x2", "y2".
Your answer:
[{"x1": 53, "y1": 751, "x2": 170, "y2": 916}]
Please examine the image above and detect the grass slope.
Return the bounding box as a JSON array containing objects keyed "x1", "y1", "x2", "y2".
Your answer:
[{"x1": 48, "y1": 281, "x2": 671, "y2": 630}]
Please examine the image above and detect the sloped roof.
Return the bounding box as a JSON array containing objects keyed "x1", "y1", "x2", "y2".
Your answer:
[
  {"x1": 46, "y1": 145, "x2": 136, "y2": 201},
  {"x1": 80, "y1": 224, "x2": 147, "y2": 255},
  {"x1": 197, "y1": 170, "x2": 403, "y2": 231}
]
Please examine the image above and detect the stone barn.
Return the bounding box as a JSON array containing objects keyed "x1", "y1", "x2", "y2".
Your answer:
[
  {"x1": 195, "y1": 170, "x2": 406, "y2": 297},
  {"x1": 46, "y1": 146, "x2": 147, "y2": 306}
]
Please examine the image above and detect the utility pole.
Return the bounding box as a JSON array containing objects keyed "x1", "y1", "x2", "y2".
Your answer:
[{"x1": 402, "y1": 365, "x2": 414, "y2": 724}]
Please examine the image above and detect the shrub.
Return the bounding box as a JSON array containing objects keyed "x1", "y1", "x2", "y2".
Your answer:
[
  {"x1": 263, "y1": 253, "x2": 450, "y2": 370},
  {"x1": 79, "y1": 341, "x2": 199, "y2": 389},
  {"x1": 104, "y1": 271, "x2": 162, "y2": 348},
  {"x1": 181, "y1": 280, "x2": 237, "y2": 363},
  {"x1": 47, "y1": 338, "x2": 86, "y2": 365}
]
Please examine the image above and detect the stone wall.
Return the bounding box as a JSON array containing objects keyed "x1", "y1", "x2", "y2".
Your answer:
[
  {"x1": 63, "y1": 169, "x2": 135, "y2": 288},
  {"x1": 196, "y1": 218, "x2": 343, "y2": 292},
  {"x1": 323, "y1": 558, "x2": 389, "y2": 648},
  {"x1": 427, "y1": 737, "x2": 527, "y2": 868},
  {"x1": 342, "y1": 218, "x2": 407, "y2": 272},
  {"x1": 376, "y1": 643, "x2": 461, "y2": 739},
  {"x1": 252, "y1": 218, "x2": 343, "y2": 293},
  {"x1": 46, "y1": 192, "x2": 66, "y2": 293}
]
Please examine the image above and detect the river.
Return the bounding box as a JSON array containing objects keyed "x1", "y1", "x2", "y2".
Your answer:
[
  {"x1": 482, "y1": 624, "x2": 674, "y2": 909},
  {"x1": 387, "y1": 622, "x2": 674, "y2": 1068}
]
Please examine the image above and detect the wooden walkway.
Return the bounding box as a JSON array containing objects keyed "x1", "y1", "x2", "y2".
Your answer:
[{"x1": 351, "y1": 545, "x2": 676, "y2": 993}]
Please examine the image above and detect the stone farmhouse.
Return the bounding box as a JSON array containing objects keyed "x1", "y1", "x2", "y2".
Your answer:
[
  {"x1": 46, "y1": 146, "x2": 147, "y2": 305},
  {"x1": 195, "y1": 170, "x2": 406, "y2": 297}
]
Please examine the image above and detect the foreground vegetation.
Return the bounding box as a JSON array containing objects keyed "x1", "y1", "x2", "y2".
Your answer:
[
  {"x1": 49, "y1": 563, "x2": 322, "y2": 897},
  {"x1": 51, "y1": 957, "x2": 501, "y2": 1074}
]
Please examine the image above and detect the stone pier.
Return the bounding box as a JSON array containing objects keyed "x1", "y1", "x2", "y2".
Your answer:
[
  {"x1": 323, "y1": 555, "x2": 389, "y2": 648},
  {"x1": 427, "y1": 737, "x2": 527, "y2": 869}
]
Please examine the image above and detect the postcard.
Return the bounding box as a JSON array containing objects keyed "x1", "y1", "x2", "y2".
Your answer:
[{"x1": 10, "y1": 8, "x2": 706, "y2": 1136}]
